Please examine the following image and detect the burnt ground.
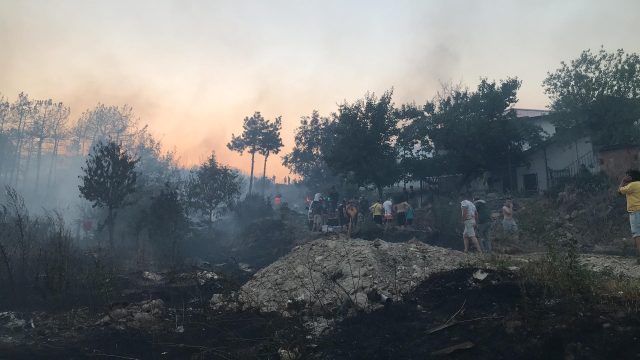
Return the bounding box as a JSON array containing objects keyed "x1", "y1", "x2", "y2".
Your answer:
[
  {"x1": 309, "y1": 268, "x2": 640, "y2": 360},
  {"x1": 2, "y1": 310, "x2": 305, "y2": 360},
  {"x1": 0, "y1": 267, "x2": 307, "y2": 360},
  {"x1": 3, "y1": 267, "x2": 640, "y2": 359}
]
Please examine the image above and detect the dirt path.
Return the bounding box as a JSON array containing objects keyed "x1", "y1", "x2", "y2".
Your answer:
[
  {"x1": 504, "y1": 252, "x2": 640, "y2": 278},
  {"x1": 579, "y1": 253, "x2": 640, "y2": 278}
]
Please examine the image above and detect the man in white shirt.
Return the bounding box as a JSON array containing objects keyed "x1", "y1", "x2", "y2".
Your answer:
[
  {"x1": 383, "y1": 197, "x2": 393, "y2": 229},
  {"x1": 461, "y1": 198, "x2": 482, "y2": 253}
]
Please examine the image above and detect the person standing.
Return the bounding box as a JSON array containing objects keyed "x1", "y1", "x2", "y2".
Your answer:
[
  {"x1": 502, "y1": 198, "x2": 518, "y2": 236},
  {"x1": 461, "y1": 198, "x2": 482, "y2": 253},
  {"x1": 329, "y1": 186, "x2": 339, "y2": 216},
  {"x1": 310, "y1": 198, "x2": 323, "y2": 232},
  {"x1": 406, "y1": 204, "x2": 415, "y2": 226},
  {"x1": 395, "y1": 200, "x2": 410, "y2": 228},
  {"x1": 370, "y1": 199, "x2": 384, "y2": 225},
  {"x1": 383, "y1": 197, "x2": 394, "y2": 229},
  {"x1": 619, "y1": 169, "x2": 640, "y2": 262},
  {"x1": 337, "y1": 199, "x2": 347, "y2": 229},
  {"x1": 474, "y1": 196, "x2": 492, "y2": 253}
]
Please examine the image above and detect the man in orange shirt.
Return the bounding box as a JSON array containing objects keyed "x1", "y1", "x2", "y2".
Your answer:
[{"x1": 619, "y1": 169, "x2": 640, "y2": 261}]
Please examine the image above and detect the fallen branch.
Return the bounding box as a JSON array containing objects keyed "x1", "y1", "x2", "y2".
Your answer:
[
  {"x1": 427, "y1": 315, "x2": 503, "y2": 334},
  {"x1": 90, "y1": 353, "x2": 140, "y2": 360},
  {"x1": 431, "y1": 341, "x2": 475, "y2": 356}
]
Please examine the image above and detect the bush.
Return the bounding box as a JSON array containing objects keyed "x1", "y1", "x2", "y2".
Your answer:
[
  {"x1": 546, "y1": 171, "x2": 612, "y2": 198},
  {"x1": 0, "y1": 187, "x2": 115, "y2": 310},
  {"x1": 233, "y1": 194, "x2": 274, "y2": 223}
]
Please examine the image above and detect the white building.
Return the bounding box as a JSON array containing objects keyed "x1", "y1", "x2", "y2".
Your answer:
[{"x1": 514, "y1": 108, "x2": 597, "y2": 193}]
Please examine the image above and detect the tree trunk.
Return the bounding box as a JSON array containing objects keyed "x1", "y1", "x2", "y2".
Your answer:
[
  {"x1": 34, "y1": 138, "x2": 44, "y2": 193},
  {"x1": 262, "y1": 152, "x2": 269, "y2": 195},
  {"x1": 107, "y1": 207, "x2": 115, "y2": 251},
  {"x1": 377, "y1": 185, "x2": 383, "y2": 200},
  {"x1": 47, "y1": 138, "x2": 59, "y2": 190},
  {"x1": 248, "y1": 151, "x2": 255, "y2": 195},
  {"x1": 12, "y1": 116, "x2": 25, "y2": 185}
]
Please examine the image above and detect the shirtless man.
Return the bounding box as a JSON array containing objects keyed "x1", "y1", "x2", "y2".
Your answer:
[
  {"x1": 502, "y1": 198, "x2": 518, "y2": 235},
  {"x1": 461, "y1": 198, "x2": 482, "y2": 253}
]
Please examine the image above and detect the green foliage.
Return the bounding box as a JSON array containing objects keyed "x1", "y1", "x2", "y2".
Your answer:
[
  {"x1": 79, "y1": 141, "x2": 138, "y2": 209},
  {"x1": 0, "y1": 187, "x2": 115, "y2": 310},
  {"x1": 424, "y1": 79, "x2": 544, "y2": 182},
  {"x1": 395, "y1": 103, "x2": 436, "y2": 182},
  {"x1": 227, "y1": 111, "x2": 275, "y2": 195},
  {"x1": 282, "y1": 110, "x2": 337, "y2": 191},
  {"x1": 323, "y1": 90, "x2": 400, "y2": 197},
  {"x1": 258, "y1": 116, "x2": 284, "y2": 193},
  {"x1": 546, "y1": 170, "x2": 613, "y2": 197},
  {"x1": 146, "y1": 184, "x2": 190, "y2": 267},
  {"x1": 79, "y1": 141, "x2": 138, "y2": 248},
  {"x1": 233, "y1": 193, "x2": 274, "y2": 224},
  {"x1": 543, "y1": 47, "x2": 640, "y2": 145},
  {"x1": 186, "y1": 151, "x2": 242, "y2": 223}
]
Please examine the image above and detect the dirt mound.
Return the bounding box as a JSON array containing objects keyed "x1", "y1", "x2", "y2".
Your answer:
[{"x1": 237, "y1": 236, "x2": 474, "y2": 316}]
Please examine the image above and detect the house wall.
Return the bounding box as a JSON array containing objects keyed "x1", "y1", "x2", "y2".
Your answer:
[
  {"x1": 516, "y1": 137, "x2": 594, "y2": 192},
  {"x1": 598, "y1": 148, "x2": 640, "y2": 181}
]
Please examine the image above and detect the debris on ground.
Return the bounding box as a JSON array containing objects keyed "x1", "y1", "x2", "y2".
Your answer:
[
  {"x1": 97, "y1": 299, "x2": 167, "y2": 331},
  {"x1": 239, "y1": 236, "x2": 474, "y2": 315}
]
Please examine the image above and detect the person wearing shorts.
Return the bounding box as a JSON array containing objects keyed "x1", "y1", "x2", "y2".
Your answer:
[
  {"x1": 395, "y1": 200, "x2": 409, "y2": 227},
  {"x1": 383, "y1": 197, "x2": 393, "y2": 229},
  {"x1": 370, "y1": 200, "x2": 384, "y2": 225},
  {"x1": 461, "y1": 198, "x2": 482, "y2": 253},
  {"x1": 619, "y1": 169, "x2": 640, "y2": 262}
]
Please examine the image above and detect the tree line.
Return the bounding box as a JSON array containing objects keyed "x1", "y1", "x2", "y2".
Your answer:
[{"x1": 282, "y1": 48, "x2": 640, "y2": 196}]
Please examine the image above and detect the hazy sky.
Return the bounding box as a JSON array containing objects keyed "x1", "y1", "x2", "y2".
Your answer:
[{"x1": 1, "y1": 0, "x2": 639, "y2": 179}]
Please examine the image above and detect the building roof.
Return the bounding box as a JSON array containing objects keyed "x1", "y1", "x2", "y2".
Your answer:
[{"x1": 513, "y1": 108, "x2": 550, "y2": 118}]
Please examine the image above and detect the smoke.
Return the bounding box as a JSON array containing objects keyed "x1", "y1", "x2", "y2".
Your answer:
[{"x1": 1, "y1": 0, "x2": 639, "y2": 181}]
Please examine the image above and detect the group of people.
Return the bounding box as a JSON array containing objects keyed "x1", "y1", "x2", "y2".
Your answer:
[
  {"x1": 307, "y1": 189, "x2": 368, "y2": 232},
  {"x1": 369, "y1": 197, "x2": 415, "y2": 228},
  {"x1": 460, "y1": 196, "x2": 518, "y2": 254},
  {"x1": 307, "y1": 187, "x2": 420, "y2": 232}
]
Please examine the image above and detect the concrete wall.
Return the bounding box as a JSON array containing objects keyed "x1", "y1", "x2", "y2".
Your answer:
[
  {"x1": 516, "y1": 137, "x2": 595, "y2": 192},
  {"x1": 598, "y1": 148, "x2": 640, "y2": 181}
]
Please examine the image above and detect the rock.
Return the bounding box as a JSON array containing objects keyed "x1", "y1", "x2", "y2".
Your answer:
[
  {"x1": 239, "y1": 236, "x2": 472, "y2": 315},
  {"x1": 473, "y1": 269, "x2": 488, "y2": 281},
  {"x1": 278, "y1": 347, "x2": 300, "y2": 360},
  {"x1": 143, "y1": 271, "x2": 164, "y2": 282},
  {"x1": 196, "y1": 270, "x2": 220, "y2": 285},
  {"x1": 210, "y1": 292, "x2": 239, "y2": 312},
  {"x1": 108, "y1": 308, "x2": 129, "y2": 321},
  {"x1": 141, "y1": 299, "x2": 165, "y2": 316},
  {"x1": 0, "y1": 312, "x2": 26, "y2": 330}
]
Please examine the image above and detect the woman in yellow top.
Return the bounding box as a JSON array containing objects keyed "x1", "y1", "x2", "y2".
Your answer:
[
  {"x1": 619, "y1": 169, "x2": 640, "y2": 261},
  {"x1": 369, "y1": 200, "x2": 384, "y2": 225}
]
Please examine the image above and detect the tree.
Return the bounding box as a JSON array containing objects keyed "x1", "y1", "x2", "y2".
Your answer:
[
  {"x1": 146, "y1": 184, "x2": 189, "y2": 267},
  {"x1": 424, "y1": 78, "x2": 544, "y2": 189},
  {"x1": 323, "y1": 90, "x2": 400, "y2": 197},
  {"x1": 543, "y1": 48, "x2": 640, "y2": 145},
  {"x1": 282, "y1": 110, "x2": 336, "y2": 191},
  {"x1": 46, "y1": 102, "x2": 70, "y2": 190},
  {"x1": 186, "y1": 152, "x2": 242, "y2": 224},
  {"x1": 79, "y1": 141, "x2": 138, "y2": 250},
  {"x1": 0, "y1": 96, "x2": 10, "y2": 181},
  {"x1": 258, "y1": 116, "x2": 283, "y2": 194},
  {"x1": 73, "y1": 104, "x2": 138, "y2": 154},
  {"x1": 9, "y1": 93, "x2": 33, "y2": 185},
  {"x1": 227, "y1": 112, "x2": 268, "y2": 195}
]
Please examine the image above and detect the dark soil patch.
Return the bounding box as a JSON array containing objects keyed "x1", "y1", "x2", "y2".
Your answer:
[
  {"x1": 1, "y1": 310, "x2": 306, "y2": 360},
  {"x1": 309, "y1": 268, "x2": 640, "y2": 359}
]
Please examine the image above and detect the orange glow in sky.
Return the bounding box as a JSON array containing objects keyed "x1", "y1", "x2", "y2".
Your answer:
[{"x1": 1, "y1": 1, "x2": 639, "y2": 180}]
